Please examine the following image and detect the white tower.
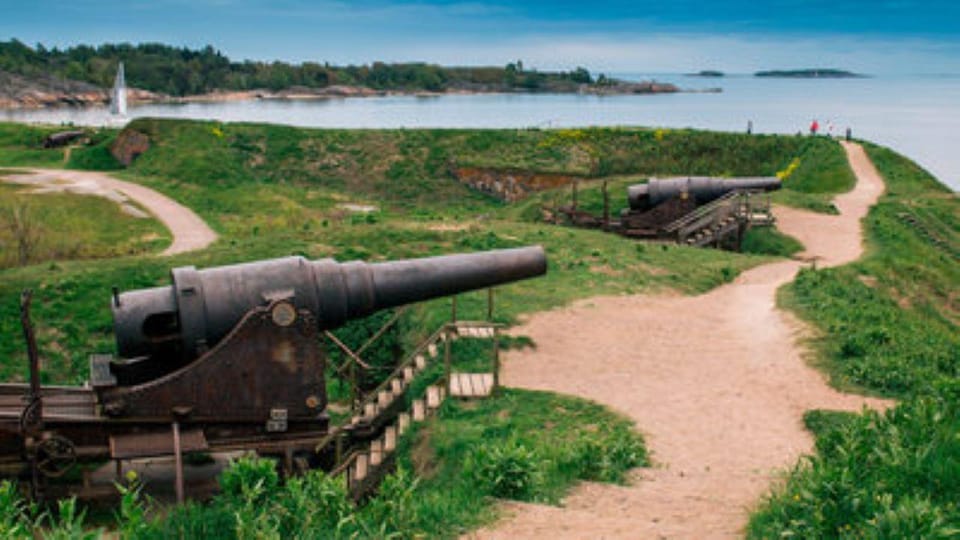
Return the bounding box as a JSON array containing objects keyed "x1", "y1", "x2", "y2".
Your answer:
[{"x1": 110, "y1": 62, "x2": 127, "y2": 116}]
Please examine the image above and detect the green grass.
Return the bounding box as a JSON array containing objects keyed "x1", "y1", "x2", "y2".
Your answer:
[
  {"x1": 740, "y1": 227, "x2": 804, "y2": 257},
  {"x1": 123, "y1": 119, "x2": 852, "y2": 216},
  {"x1": 748, "y1": 144, "x2": 960, "y2": 538},
  {"x1": 776, "y1": 146, "x2": 959, "y2": 397},
  {"x1": 0, "y1": 183, "x2": 169, "y2": 271},
  {"x1": 0, "y1": 122, "x2": 68, "y2": 167}
]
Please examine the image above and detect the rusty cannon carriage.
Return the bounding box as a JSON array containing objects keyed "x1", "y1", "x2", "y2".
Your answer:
[
  {"x1": 1, "y1": 246, "x2": 547, "y2": 498},
  {"x1": 552, "y1": 176, "x2": 781, "y2": 249}
]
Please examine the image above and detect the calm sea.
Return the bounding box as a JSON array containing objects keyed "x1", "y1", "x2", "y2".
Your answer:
[{"x1": 4, "y1": 73, "x2": 958, "y2": 191}]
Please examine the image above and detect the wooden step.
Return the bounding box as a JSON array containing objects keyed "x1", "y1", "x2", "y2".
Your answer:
[
  {"x1": 456, "y1": 325, "x2": 496, "y2": 338},
  {"x1": 449, "y1": 372, "x2": 495, "y2": 398}
]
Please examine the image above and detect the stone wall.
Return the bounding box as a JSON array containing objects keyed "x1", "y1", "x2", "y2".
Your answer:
[
  {"x1": 110, "y1": 129, "x2": 151, "y2": 166},
  {"x1": 451, "y1": 166, "x2": 581, "y2": 202}
]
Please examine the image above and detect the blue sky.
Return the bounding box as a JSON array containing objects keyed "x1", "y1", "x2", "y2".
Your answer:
[{"x1": 2, "y1": 0, "x2": 959, "y2": 74}]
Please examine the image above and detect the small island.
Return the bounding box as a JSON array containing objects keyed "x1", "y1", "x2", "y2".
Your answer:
[
  {"x1": 754, "y1": 69, "x2": 866, "y2": 78},
  {"x1": 686, "y1": 70, "x2": 725, "y2": 77}
]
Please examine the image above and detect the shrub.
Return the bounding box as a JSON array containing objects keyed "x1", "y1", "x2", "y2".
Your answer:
[
  {"x1": 465, "y1": 440, "x2": 541, "y2": 500},
  {"x1": 276, "y1": 470, "x2": 353, "y2": 538},
  {"x1": 356, "y1": 467, "x2": 421, "y2": 537},
  {"x1": 218, "y1": 454, "x2": 280, "y2": 503},
  {"x1": 114, "y1": 475, "x2": 153, "y2": 538}
]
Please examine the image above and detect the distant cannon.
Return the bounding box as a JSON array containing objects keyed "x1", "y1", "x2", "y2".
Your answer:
[
  {"x1": 42, "y1": 130, "x2": 86, "y2": 148},
  {"x1": 627, "y1": 176, "x2": 781, "y2": 211},
  {"x1": 549, "y1": 176, "x2": 779, "y2": 249}
]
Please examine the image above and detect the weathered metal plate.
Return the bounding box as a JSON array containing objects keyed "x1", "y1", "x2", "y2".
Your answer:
[{"x1": 110, "y1": 429, "x2": 208, "y2": 459}]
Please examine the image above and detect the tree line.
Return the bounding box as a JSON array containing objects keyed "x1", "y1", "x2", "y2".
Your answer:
[{"x1": 0, "y1": 39, "x2": 603, "y2": 96}]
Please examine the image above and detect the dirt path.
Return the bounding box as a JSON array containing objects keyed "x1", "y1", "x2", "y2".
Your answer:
[
  {"x1": 472, "y1": 142, "x2": 889, "y2": 539},
  {"x1": 2, "y1": 168, "x2": 217, "y2": 256}
]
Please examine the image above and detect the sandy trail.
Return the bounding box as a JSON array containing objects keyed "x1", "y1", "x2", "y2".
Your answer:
[
  {"x1": 473, "y1": 142, "x2": 889, "y2": 539},
  {"x1": 2, "y1": 168, "x2": 217, "y2": 255}
]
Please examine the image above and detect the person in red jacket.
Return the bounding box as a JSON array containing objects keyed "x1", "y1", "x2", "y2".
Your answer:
[{"x1": 810, "y1": 119, "x2": 819, "y2": 135}]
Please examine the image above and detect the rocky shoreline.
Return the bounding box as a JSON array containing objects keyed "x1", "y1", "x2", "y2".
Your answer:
[{"x1": 0, "y1": 72, "x2": 684, "y2": 110}]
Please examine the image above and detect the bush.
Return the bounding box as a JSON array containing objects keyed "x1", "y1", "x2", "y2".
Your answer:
[
  {"x1": 559, "y1": 428, "x2": 647, "y2": 483},
  {"x1": 218, "y1": 454, "x2": 280, "y2": 503},
  {"x1": 276, "y1": 470, "x2": 353, "y2": 538},
  {"x1": 465, "y1": 440, "x2": 541, "y2": 500}
]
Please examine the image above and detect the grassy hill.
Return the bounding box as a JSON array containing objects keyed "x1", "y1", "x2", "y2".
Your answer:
[
  {"x1": 3, "y1": 119, "x2": 952, "y2": 538},
  {"x1": 748, "y1": 145, "x2": 960, "y2": 538},
  {"x1": 0, "y1": 119, "x2": 858, "y2": 384}
]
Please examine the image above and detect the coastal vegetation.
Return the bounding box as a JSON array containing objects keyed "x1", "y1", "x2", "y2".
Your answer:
[
  {"x1": 0, "y1": 39, "x2": 612, "y2": 98},
  {"x1": 748, "y1": 145, "x2": 960, "y2": 538}
]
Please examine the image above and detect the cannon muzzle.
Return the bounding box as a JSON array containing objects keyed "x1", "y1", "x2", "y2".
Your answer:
[
  {"x1": 627, "y1": 176, "x2": 781, "y2": 211},
  {"x1": 113, "y1": 246, "x2": 547, "y2": 361}
]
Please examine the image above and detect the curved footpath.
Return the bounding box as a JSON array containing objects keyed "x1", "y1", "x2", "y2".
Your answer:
[
  {"x1": 2, "y1": 169, "x2": 217, "y2": 256},
  {"x1": 472, "y1": 142, "x2": 890, "y2": 539}
]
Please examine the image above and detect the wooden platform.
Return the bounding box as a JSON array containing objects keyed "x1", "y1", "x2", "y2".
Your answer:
[
  {"x1": 454, "y1": 325, "x2": 497, "y2": 338},
  {"x1": 448, "y1": 372, "x2": 495, "y2": 398}
]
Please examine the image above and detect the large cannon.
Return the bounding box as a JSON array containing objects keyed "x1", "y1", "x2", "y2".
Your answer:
[
  {"x1": 627, "y1": 176, "x2": 781, "y2": 211},
  {"x1": 113, "y1": 247, "x2": 547, "y2": 369},
  {"x1": 1, "y1": 246, "x2": 547, "y2": 481}
]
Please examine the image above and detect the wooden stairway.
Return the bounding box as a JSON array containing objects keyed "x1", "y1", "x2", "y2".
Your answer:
[
  {"x1": 661, "y1": 189, "x2": 774, "y2": 248},
  {"x1": 323, "y1": 320, "x2": 501, "y2": 499}
]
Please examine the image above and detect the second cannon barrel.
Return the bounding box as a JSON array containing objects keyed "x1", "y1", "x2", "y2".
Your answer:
[{"x1": 627, "y1": 176, "x2": 782, "y2": 211}]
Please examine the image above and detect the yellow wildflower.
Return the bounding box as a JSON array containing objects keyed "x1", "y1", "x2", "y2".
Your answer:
[{"x1": 776, "y1": 157, "x2": 801, "y2": 180}]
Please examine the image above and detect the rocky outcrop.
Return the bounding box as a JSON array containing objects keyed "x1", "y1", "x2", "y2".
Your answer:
[
  {"x1": 0, "y1": 69, "x2": 163, "y2": 109},
  {"x1": 110, "y1": 129, "x2": 150, "y2": 166},
  {"x1": 0, "y1": 70, "x2": 107, "y2": 108},
  {"x1": 583, "y1": 81, "x2": 679, "y2": 95},
  {"x1": 451, "y1": 166, "x2": 582, "y2": 202}
]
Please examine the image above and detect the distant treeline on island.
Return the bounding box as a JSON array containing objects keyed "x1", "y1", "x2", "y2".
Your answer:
[
  {"x1": 0, "y1": 39, "x2": 632, "y2": 97},
  {"x1": 686, "y1": 69, "x2": 865, "y2": 78},
  {"x1": 754, "y1": 69, "x2": 866, "y2": 78}
]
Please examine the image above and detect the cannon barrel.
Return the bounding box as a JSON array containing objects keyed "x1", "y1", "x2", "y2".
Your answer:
[
  {"x1": 112, "y1": 246, "x2": 547, "y2": 361},
  {"x1": 627, "y1": 176, "x2": 781, "y2": 211}
]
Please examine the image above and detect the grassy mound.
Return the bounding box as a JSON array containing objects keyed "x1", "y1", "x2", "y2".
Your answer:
[
  {"x1": 1, "y1": 119, "x2": 859, "y2": 384},
  {"x1": 748, "y1": 145, "x2": 960, "y2": 538}
]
